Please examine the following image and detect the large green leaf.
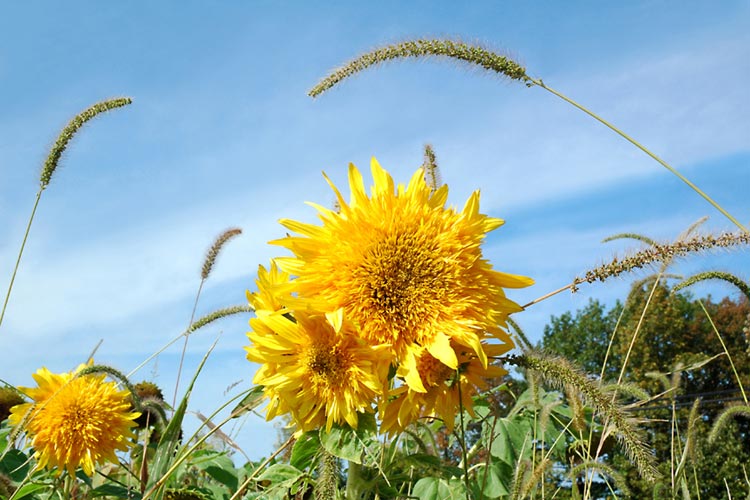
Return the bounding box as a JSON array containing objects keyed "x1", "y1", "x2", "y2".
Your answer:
[
  {"x1": 472, "y1": 461, "x2": 512, "y2": 499},
  {"x1": 0, "y1": 449, "x2": 31, "y2": 482},
  {"x1": 289, "y1": 430, "x2": 320, "y2": 471},
  {"x1": 256, "y1": 463, "x2": 304, "y2": 484},
  {"x1": 487, "y1": 417, "x2": 532, "y2": 465},
  {"x1": 319, "y1": 413, "x2": 381, "y2": 466},
  {"x1": 412, "y1": 477, "x2": 467, "y2": 500},
  {"x1": 190, "y1": 450, "x2": 238, "y2": 490}
]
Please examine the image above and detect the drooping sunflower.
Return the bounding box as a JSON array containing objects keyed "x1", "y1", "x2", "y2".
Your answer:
[
  {"x1": 381, "y1": 342, "x2": 509, "y2": 435},
  {"x1": 9, "y1": 365, "x2": 139, "y2": 476},
  {"x1": 246, "y1": 310, "x2": 390, "y2": 432},
  {"x1": 273, "y1": 158, "x2": 533, "y2": 368}
]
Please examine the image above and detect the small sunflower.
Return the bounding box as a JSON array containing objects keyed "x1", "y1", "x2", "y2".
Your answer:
[
  {"x1": 246, "y1": 311, "x2": 390, "y2": 432},
  {"x1": 9, "y1": 365, "x2": 139, "y2": 476},
  {"x1": 273, "y1": 158, "x2": 532, "y2": 368},
  {"x1": 246, "y1": 261, "x2": 292, "y2": 313},
  {"x1": 381, "y1": 342, "x2": 508, "y2": 435}
]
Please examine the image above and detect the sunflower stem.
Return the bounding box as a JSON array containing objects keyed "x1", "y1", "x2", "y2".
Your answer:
[
  {"x1": 456, "y1": 373, "x2": 472, "y2": 500},
  {"x1": 0, "y1": 190, "x2": 42, "y2": 331}
]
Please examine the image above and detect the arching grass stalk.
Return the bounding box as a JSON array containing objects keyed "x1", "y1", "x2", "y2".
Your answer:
[
  {"x1": 0, "y1": 98, "x2": 132, "y2": 331},
  {"x1": 309, "y1": 38, "x2": 747, "y2": 233},
  {"x1": 172, "y1": 228, "x2": 242, "y2": 407}
]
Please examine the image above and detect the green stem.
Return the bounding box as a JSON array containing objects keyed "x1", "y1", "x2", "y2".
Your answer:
[
  {"x1": 0, "y1": 189, "x2": 42, "y2": 331},
  {"x1": 530, "y1": 78, "x2": 748, "y2": 233},
  {"x1": 456, "y1": 373, "x2": 472, "y2": 500}
]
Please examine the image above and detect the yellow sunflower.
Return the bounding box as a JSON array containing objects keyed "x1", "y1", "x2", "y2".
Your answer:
[
  {"x1": 246, "y1": 311, "x2": 390, "y2": 431},
  {"x1": 381, "y1": 342, "x2": 509, "y2": 435},
  {"x1": 246, "y1": 261, "x2": 292, "y2": 313},
  {"x1": 9, "y1": 365, "x2": 139, "y2": 476},
  {"x1": 273, "y1": 158, "x2": 532, "y2": 369}
]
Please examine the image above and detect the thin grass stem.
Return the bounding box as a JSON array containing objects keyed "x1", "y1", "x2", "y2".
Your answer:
[
  {"x1": 697, "y1": 300, "x2": 748, "y2": 404},
  {"x1": 0, "y1": 191, "x2": 42, "y2": 330},
  {"x1": 529, "y1": 78, "x2": 747, "y2": 233}
]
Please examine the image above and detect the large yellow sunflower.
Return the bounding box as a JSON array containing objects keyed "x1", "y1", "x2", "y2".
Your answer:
[
  {"x1": 9, "y1": 365, "x2": 139, "y2": 476},
  {"x1": 273, "y1": 158, "x2": 533, "y2": 368},
  {"x1": 381, "y1": 342, "x2": 509, "y2": 435},
  {"x1": 246, "y1": 311, "x2": 390, "y2": 432}
]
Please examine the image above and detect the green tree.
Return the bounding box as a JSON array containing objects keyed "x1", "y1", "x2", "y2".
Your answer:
[{"x1": 542, "y1": 280, "x2": 750, "y2": 499}]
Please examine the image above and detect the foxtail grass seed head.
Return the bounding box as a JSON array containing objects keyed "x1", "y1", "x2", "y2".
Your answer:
[
  {"x1": 673, "y1": 271, "x2": 750, "y2": 301},
  {"x1": 188, "y1": 305, "x2": 252, "y2": 334},
  {"x1": 509, "y1": 351, "x2": 660, "y2": 483},
  {"x1": 309, "y1": 38, "x2": 530, "y2": 97},
  {"x1": 574, "y1": 232, "x2": 750, "y2": 290},
  {"x1": 40, "y1": 97, "x2": 132, "y2": 190},
  {"x1": 201, "y1": 228, "x2": 242, "y2": 280},
  {"x1": 709, "y1": 404, "x2": 750, "y2": 444}
]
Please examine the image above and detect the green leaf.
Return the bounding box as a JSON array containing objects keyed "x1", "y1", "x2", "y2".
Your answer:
[
  {"x1": 11, "y1": 482, "x2": 50, "y2": 499},
  {"x1": 0, "y1": 449, "x2": 31, "y2": 482},
  {"x1": 290, "y1": 430, "x2": 320, "y2": 471},
  {"x1": 191, "y1": 450, "x2": 238, "y2": 490},
  {"x1": 473, "y1": 462, "x2": 511, "y2": 499},
  {"x1": 256, "y1": 463, "x2": 303, "y2": 484},
  {"x1": 90, "y1": 483, "x2": 143, "y2": 498},
  {"x1": 412, "y1": 477, "x2": 467, "y2": 500},
  {"x1": 148, "y1": 340, "x2": 218, "y2": 495},
  {"x1": 487, "y1": 417, "x2": 532, "y2": 465},
  {"x1": 319, "y1": 413, "x2": 380, "y2": 466}
]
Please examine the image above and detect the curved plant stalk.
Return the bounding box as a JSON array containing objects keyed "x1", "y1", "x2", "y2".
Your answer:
[
  {"x1": 0, "y1": 98, "x2": 132, "y2": 331},
  {"x1": 309, "y1": 38, "x2": 747, "y2": 233}
]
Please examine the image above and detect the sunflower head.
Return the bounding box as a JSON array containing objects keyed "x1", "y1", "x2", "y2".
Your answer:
[
  {"x1": 382, "y1": 342, "x2": 508, "y2": 435},
  {"x1": 272, "y1": 158, "x2": 533, "y2": 367},
  {"x1": 9, "y1": 365, "x2": 140, "y2": 476},
  {"x1": 246, "y1": 311, "x2": 390, "y2": 432}
]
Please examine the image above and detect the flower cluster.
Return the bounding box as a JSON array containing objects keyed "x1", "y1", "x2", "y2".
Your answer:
[{"x1": 245, "y1": 158, "x2": 533, "y2": 433}]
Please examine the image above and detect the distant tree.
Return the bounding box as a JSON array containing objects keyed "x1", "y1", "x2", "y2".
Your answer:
[{"x1": 541, "y1": 298, "x2": 623, "y2": 379}]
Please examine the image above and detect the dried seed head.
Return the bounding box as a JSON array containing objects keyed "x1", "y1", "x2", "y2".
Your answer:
[
  {"x1": 309, "y1": 38, "x2": 530, "y2": 98},
  {"x1": 201, "y1": 228, "x2": 242, "y2": 280},
  {"x1": 40, "y1": 98, "x2": 132, "y2": 190}
]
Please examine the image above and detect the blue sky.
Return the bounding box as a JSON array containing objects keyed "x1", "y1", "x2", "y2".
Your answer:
[{"x1": 1, "y1": 2, "x2": 748, "y2": 460}]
